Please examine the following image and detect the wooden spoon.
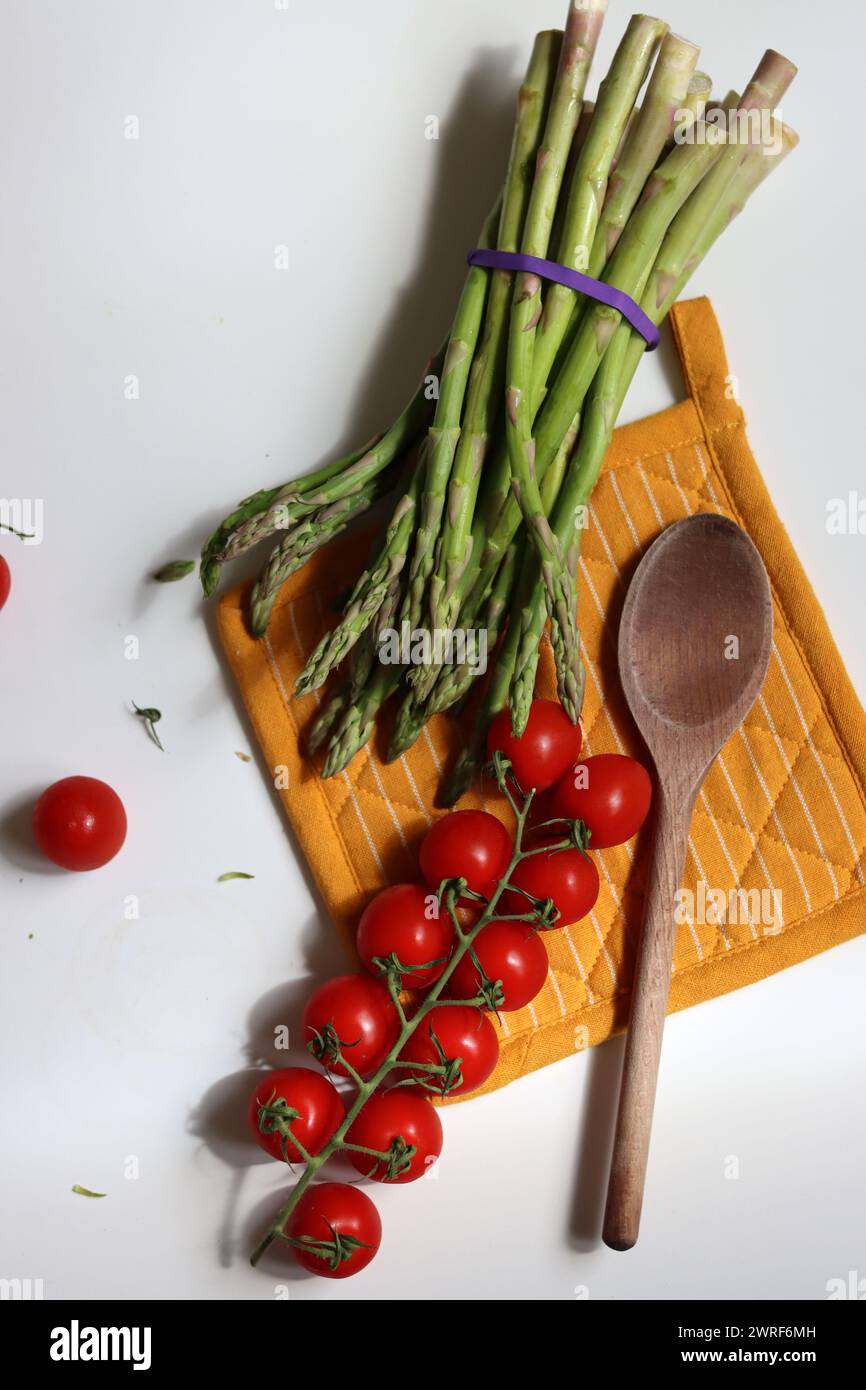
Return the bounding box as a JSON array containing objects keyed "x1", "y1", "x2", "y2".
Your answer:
[{"x1": 602, "y1": 513, "x2": 773, "y2": 1251}]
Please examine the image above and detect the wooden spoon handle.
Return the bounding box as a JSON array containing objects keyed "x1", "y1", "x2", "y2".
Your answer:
[{"x1": 602, "y1": 784, "x2": 692, "y2": 1251}]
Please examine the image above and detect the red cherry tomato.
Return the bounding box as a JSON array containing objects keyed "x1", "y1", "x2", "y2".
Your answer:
[
  {"x1": 357, "y1": 883, "x2": 454, "y2": 988},
  {"x1": 345, "y1": 1089, "x2": 443, "y2": 1183},
  {"x1": 32, "y1": 775, "x2": 127, "y2": 871},
  {"x1": 285, "y1": 1182, "x2": 381, "y2": 1279},
  {"x1": 248, "y1": 1068, "x2": 345, "y2": 1164},
  {"x1": 419, "y1": 810, "x2": 512, "y2": 898},
  {"x1": 0, "y1": 555, "x2": 10, "y2": 610},
  {"x1": 486, "y1": 699, "x2": 582, "y2": 792},
  {"x1": 551, "y1": 753, "x2": 652, "y2": 849},
  {"x1": 302, "y1": 974, "x2": 399, "y2": 1079},
  {"x1": 443, "y1": 920, "x2": 549, "y2": 1012},
  {"x1": 503, "y1": 840, "x2": 599, "y2": 927},
  {"x1": 399, "y1": 1003, "x2": 499, "y2": 1098}
]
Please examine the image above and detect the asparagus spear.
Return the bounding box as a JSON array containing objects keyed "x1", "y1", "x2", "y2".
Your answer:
[
  {"x1": 558, "y1": 116, "x2": 797, "y2": 584},
  {"x1": 507, "y1": 416, "x2": 582, "y2": 733},
  {"x1": 503, "y1": 0, "x2": 607, "y2": 644},
  {"x1": 653, "y1": 116, "x2": 799, "y2": 321},
  {"x1": 321, "y1": 660, "x2": 404, "y2": 778},
  {"x1": 536, "y1": 46, "x2": 800, "y2": 483},
  {"x1": 202, "y1": 485, "x2": 298, "y2": 599},
  {"x1": 389, "y1": 536, "x2": 522, "y2": 760},
  {"x1": 398, "y1": 199, "x2": 501, "y2": 640},
  {"x1": 431, "y1": 544, "x2": 520, "y2": 714},
  {"x1": 391, "y1": 539, "x2": 522, "y2": 767},
  {"x1": 438, "y1": 584, "x2": 526, "y2": 808},
  {"x1": 307, "y1": 685, "x2": 350, "y2": 755},
  {"x1": 451, "y1": 91, "x2": 596, "y2": 577},
  {"x1": 534, "y1": 123, "x2": 732, "y2": 478},
  {"x1": 549, "y1": 99, "x2": 597, "y2": 255},
  {"x1": 682, "y1": 70, "x2": 712, "y2": 122},
  {"x1": 476, "y1": 544, "x2": 520, "y2": 673},
  {"x1": 428, "y1": 29, "x2": 562, "y2": 639},
  {"x1": 640, "y1": 52, "x2": 796, "y2": 317},
  {"x1": 295, "y1": 457, "x2": 424, "y2": 695},
  {"x1": 530, "y1": 13, "x2": 669, "y2": 398},
  {"x1": 216, "y1": 447, "x2": 366, "y2": 565},
  {"x1": 200, "y1": 348, "x2": 442, "y2": 598},
  {"x1": 353, "y1": 575, "x2": 403, "y2": 692},
  {"x1": 307, "y1": 573, "x2": 403, "y2": 754},
  {"x1": 316, "y1": 567, "x2": 409, "y2": 771},
  {"x1": 248, "y1": 468, "x2": 397, "y2": 636},
  {"x1": 385, "y1": 686, "x2": 427, "y2": 762},
  {"x1": 588, "y1": 32, "x2": 700, "y2": 274}
]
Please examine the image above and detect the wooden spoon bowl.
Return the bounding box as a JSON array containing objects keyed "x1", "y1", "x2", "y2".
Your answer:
[{"x1": 603, "y1": 513, "x2": 773, "y2": 1251}]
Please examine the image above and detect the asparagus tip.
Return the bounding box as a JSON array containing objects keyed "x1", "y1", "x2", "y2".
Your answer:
[
  {"x1": 200, "y1": 558, "x2": 221, "y2": 598},
  {"x1": 386, "y1": 696, "x2": 426, "y2": 761},
  {"x1": 322, "y1": 710, "x2": 376, "y2": 777},
  {"x1": 438, "y1": 750, "x2": 479, "y2": 808},
  {"x1": 248, "y1": 593, "x2": 273, "y2": 638}
]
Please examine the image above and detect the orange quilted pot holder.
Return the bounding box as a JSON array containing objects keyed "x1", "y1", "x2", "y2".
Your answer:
[{"x1": 217, "y1": 297, "x2": 866, "y2": 1099}]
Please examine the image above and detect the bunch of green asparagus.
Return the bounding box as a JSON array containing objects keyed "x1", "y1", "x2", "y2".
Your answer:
[{"x1": 200, "y1": 2, "x2": 798, "y2": 803}]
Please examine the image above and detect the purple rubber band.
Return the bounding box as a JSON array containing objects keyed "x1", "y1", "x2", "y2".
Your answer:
[{"x1": 467, "y1": 248, "x2": 660, "y2": 351}]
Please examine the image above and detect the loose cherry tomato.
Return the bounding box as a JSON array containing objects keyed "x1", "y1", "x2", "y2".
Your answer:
[
  {"x1": 399, "y1": 1003, "x2": 499, "y2": 1098},
  {"x1": 486, "y1": 699, "x2": 582, "y2": 792},
  {"x1": 503, "y1": 840, "x2": 599, "y2": 927},
  {"x1": 443, "y1": 920, "x2": 549, "y2": 1012},
  {"x1": 357, "y1": 883, "x2": 454, "y2": 988},
  {"x1": 419, "y1": 810, "x2": 512, "y2": 898},
  {"x1": 551, "y1": 753, "x2": 652, "y2": 848},
  {"x1": 345, "y1": 1089, "x2": 443, "y2": 1183},
  {"x1": 285, "y1": 1182, "x2": 381, "y2": 1279},
  {"x1": 0, "y1": 555, "x2": 10, "y2": 610},
  {"x1": 248, "y1": 1068, "x2": 345, "y2": 1164},
  {"x1": 302, "y1": 974, "x2": 399, "y2": 1079},
  {"x1": 32, "y1": 775, "x2": 127, "y2": 871}
]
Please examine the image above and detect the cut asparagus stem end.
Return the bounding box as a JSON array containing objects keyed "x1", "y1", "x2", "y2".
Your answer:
[
  {"x1": 686, "y1": 70, "x2": 712, "y2": 99},
  {"x1": 741, "y1": 48, "x2": 798, "y2": 111}
]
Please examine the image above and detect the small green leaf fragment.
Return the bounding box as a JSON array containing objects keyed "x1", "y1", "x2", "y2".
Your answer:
[
  {"x1": 0, "y1": 522, "x2": 35, "y2": 540},
  {"x1": 153, "y1": 559, "x2": 195, "y2": 582},
  {"x1": 217, "y1": 871, "x2": 254, "y2": 882},
  {"x1": 72, "y1": 1185, "x2": 106, "y2": 1198},
  {"x1": 132, "y1": 702, "x2": 164, "y2": 751}
]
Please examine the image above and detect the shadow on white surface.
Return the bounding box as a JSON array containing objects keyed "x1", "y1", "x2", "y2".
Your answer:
[
  {"x1": 568, "y1": 1034, "x2": 625, "y2": 1251},
  {"x1": 0, "y1": 787, "x2": 67, "y2": 874}
]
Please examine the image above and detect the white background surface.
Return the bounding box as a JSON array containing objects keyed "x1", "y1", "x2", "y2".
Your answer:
[{"x1": 1, "y1": 0, "x2": 864, "y2": 1302}]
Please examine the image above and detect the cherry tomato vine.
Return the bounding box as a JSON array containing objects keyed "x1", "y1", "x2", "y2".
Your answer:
[{"x1": 249, "y1": 749, "x2": 594, "y2": 1274}]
